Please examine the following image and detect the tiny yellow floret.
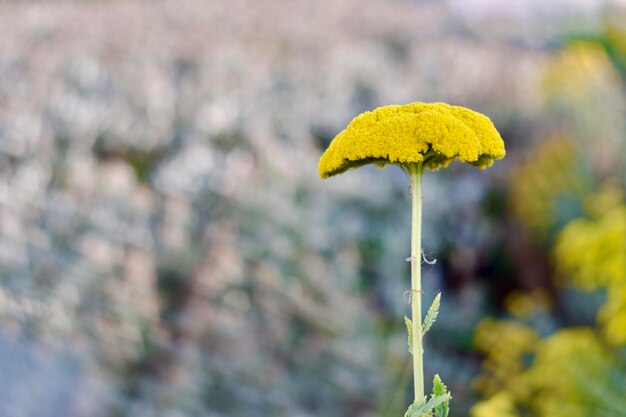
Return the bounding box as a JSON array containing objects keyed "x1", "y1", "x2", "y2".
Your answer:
[{"x1": 318, "y1": 102, "x2": 505, "y2": 178}]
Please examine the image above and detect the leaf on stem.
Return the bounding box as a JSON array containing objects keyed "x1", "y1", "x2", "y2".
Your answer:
[
  {"x1": 422, "y1": 293, "x2": 441, "y2": 336},
  {"x1": 432, "y1": 374, "x2": 450, "y2": 417},
  {"x1": 404, "y1": 315, "x2": 413, "y2": 354},
  {"x1": 404, "y1": 392, "x2": 451, "y2": 417}
]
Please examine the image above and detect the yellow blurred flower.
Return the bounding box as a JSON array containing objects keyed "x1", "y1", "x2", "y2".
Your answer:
[
  {"x1": 471, "y1": 391, "x2": 519, "y2": 417},
  {"x1": 508, "y1": 136, "x2": 588, "y2": 238},
  {"x1": 473, "y1": 318, "x2": 539, "y2": 399},
  {"x1": 583, "y1": 179, "x2": 624, "y2": 219},
  {"x1": 318, "y1": 102, "x2": 505, "y2": 178},
  {"x1": 525, "y1": 328, "x2": 608, "y2": 417},
  {"x1": 504, "y1": 289, "x2": 551, "y2": 320},
  {"x1": 542, "y1": 41, "x2": 620, "y2": 101},
  {"x1": 473, "y1": 323, "x2": 614, "y2": 417},
  {"x1": 554, "y1": 205, "x2": 626, "y2": 345}
]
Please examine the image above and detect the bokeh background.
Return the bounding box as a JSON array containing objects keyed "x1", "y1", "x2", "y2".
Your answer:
[{"x1": 1, "y1": 1, "x2": 626, "y2": 416}]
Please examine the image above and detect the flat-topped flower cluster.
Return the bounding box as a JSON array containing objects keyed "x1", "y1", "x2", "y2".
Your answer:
[{"x1": 319, "y1": 102, "x2": 506, "y2": 178}]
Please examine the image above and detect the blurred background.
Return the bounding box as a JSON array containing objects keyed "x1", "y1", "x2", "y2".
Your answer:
[{"x1": 1, "y1": 1, "x2": 626, "y2": 416}]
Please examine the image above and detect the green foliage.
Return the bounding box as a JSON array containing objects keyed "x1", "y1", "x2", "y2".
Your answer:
[
  {"x1": 404, "y1": 395, "x2": 449, "y2": 417},
  {"x1": 567, "y1": 28, "x2": 626, "y2": 80},
  {"x1": 422, "y1": 293, "x2": 441, "y2": 336},
  {"x1": 432, "y1": 374, "x2": 450, "y2": 417},
  {"x1": 404, "y1": 315, "x2": 413, "y2": 354},
  {"x1": 405, "y1": 292, "x2": 441, "y2": 356},
  {"x1": 404, "y1": 375, "x2": 451, "y2": 417}
]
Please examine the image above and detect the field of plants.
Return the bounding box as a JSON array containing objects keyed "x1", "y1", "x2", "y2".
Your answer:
[{"x1": 0, "y1": 1, "x2": 625, "y2": 416}]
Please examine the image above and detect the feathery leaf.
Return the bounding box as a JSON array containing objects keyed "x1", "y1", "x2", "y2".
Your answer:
[
  {"x1": 404, "y1": 315, "x2": 413, "y2": 354},
  {"x1": 422, "y1": 293, "x2": 441, "y2": 336}
]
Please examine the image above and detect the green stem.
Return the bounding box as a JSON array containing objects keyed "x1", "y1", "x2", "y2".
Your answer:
[{"x1": 409, "y1": 162, "x2": 424, "y2": 403}]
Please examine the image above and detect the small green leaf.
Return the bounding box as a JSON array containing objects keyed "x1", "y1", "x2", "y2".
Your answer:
[
  {"x1": 432, "y1": 374, "x2": 450, "y2": 417},
  {"x1": 404, "y1": 393, "x2": 451, "y2": 417},
  {"x1": 422, "y1": 293, "x2": 441, "y2": 336},
  {"x1": 404, "y1": 315, "x2": 413, "y2": 354},
  {"x1": 432, "y1": 374, "x2": 447, "y2": 396}
]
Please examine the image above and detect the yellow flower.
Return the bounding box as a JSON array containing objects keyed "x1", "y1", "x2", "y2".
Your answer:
[
  {"x1": 583, "y1": 179, "x2": 624, "y2": 219},
  {"x1": 473, "y1": 318, "x2": 539, "y2": 399},
  {"x1": 504, "y1": 289, "x2": 551, "y2": 320},
  {"x1": 318, "y1": 102, "x2": 505, "y2": 178},
  {"x1": 554, "y1": 205, "x2": 626, "y2": 345},
  {"x1": 473, "y1": 322, "x2": 613, "y2": 417},
  {"x1": 508, "y1": 136, "x2": 589, "y2": 238},
  {"x1": 525, "y1": 328, "x2": 608, "y2": 417},
  {"x1": 471, "y1": 391, "x2": 520, "y2": 417},
  {"x1": 542, "y1": 41, "x2": 618, "y2": 101}
]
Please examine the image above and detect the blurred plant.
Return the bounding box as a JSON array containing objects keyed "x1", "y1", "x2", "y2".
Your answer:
[
  {"x1": 568, "y1": 20, "x2": 626, "y2": 82},
  {"x1": 541, "y1": 35, "x2": 626, "y2": 179},
  {"x1": 319, "y1": 101, "x2": 505, "y2": 416},
  {"x1": 555, "y1": 204, "x2": 626, "y2": 345},
  {"x1": 503, "y1": 289, "x2": 552, "y2": 320},
  {"x1": 508, "y1": 136, "x2": 591, "y2": 241},
  {"x1": 542, "y1": 41, "x2": 621, "y2": 102},
  {"x1": 471, "y1": 392, "x2": 519, "y2": 417},
  {"x1": 472, "y1": 19, "x2": 626, "y2": 415},
  {"x1": 473, "y1": 194, "x2": 626, "y2": 417},
  {"x1": 472, "y1": 318, "x2": 538, "y2": 400},
  {"x1": 473, "y1": 324, "x2": 626, "y2": 417}
]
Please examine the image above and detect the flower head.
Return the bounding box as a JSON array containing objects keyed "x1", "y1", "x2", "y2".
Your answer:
[{"x1": 318, "y1": 102, "x2": 505, "y2": 178}]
